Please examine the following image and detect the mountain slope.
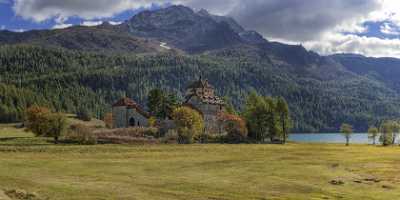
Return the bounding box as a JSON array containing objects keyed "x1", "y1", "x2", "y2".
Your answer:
[
  {"x1": 1, "y1": 5, "x2": 400, "y2": 132},
  {"x1": 332, "y1": 54, "x2": 400, "y2": 93},
  {"x1": 0, "y1": 24, "x2": 166, "y2": 53}
]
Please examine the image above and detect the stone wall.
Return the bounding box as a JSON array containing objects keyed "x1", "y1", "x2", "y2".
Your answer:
[
  {"x1": 113, "y1": 106, "x2": 149, "y2": 128},
  {"x1": 187, "y1": 96, "x2": 224, "y2": 134},
  {"x1": 113, "y1": 106, "x2": 127, "y2": 128},
  {"x1": 127, "y1": 108, "x2": 149, "y2": 127}
]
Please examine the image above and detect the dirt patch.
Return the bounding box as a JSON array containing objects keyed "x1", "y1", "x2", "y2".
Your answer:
[
  {"x1": 330, "y1": 179, "x2": 345, "y2": 185},
  {"x1": 3, "y1": 189, "x2": 42, "y2": 200},
  {"x1": 0, "y1": 190, "x2": 11, "y2": 200}
]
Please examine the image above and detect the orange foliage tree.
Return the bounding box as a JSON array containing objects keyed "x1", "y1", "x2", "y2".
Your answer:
[
  {"x1": 218, "y1": 113, "x2": 248, "y2": 143},
  {"x1": 25, "y1": 106, "x2": 67, "y2": 143}
]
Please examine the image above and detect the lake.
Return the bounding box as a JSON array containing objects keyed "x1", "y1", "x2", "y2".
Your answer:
[{"x1": 288, "y1": 133, "x2": 395, "y2": 144}]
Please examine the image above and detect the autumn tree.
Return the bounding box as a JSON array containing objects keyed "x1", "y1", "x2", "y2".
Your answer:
[
  {"x1": 219, "y1": 113, "x2": 248, "y2": 143},
  {"x1": 368, "y1": 126, "x2": 379, "y2": 145},
  {"x1": 390, "y1": 121, "x2": 400, "y2": 145},
  {"x1": 380, "y1": 121, "x2": 394, "y2": 146},
  {"x1": 172, "y1": 106, "x2": 204, "y2": 144},
  {"x1": 47, "y1": 113, "x2": 68, "y2": 143},
  {"x1": 25, "y1": 106, "x2": 51, "y2": 136},
  {"x1": 25, "y1": 106, "x2": 67, "y2": 143},
  {"x1": 340, "y1": 123, "x2": 353, "y2": 146}
]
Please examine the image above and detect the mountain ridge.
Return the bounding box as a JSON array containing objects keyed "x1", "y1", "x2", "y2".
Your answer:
[{"x1": 1, "y1": 5, "x2": 400, "y2": 132}]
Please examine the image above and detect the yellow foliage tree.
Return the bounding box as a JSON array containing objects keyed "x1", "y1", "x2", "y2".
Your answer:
[{"x1": 172, "y1": 106, "x2": 204, "y2": 144}]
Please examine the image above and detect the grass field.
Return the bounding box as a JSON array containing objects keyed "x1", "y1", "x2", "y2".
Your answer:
[{"x1": 1, "y1": 124, "x2": 400, "y2": 200}]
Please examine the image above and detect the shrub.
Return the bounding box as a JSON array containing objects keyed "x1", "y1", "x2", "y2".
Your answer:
[
  {"x1": 93, "y1": 127, "x2": 159, "y2": 144},
  {"x1": 143, "y1": 127, "x2": 160, "y2": 138},
  {"x1": 77, "y1": 107, "x2": 91, "y2": 121},
  {"x1": 103, "y1": 112, "x2": 113, "y2": 129},
  {"x1": 177, "y1": 127, "x2": 194, "y2": 144},
  {"x1": 66, "y1": 124, "x2": 97, "y2": 145},
  {"x1": 162, "y1": 129, "x2": 179, "y2": 144}
]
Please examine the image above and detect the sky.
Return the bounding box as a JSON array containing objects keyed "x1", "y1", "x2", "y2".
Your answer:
[{"x1": 1, "y1": 0, "x2": 400, "y2": 58}]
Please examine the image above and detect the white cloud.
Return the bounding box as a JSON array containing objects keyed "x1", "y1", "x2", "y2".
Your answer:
[
  {"x1": 52, "y1": 23, "x2": 73, "y2": 29},
  {"x1": 304, "y1": 32, "x2": 400, "y2": 58},
  {"x1": 380, "y1": 22, "x2": 400, "y2": 35},
  {"x1": 108, "y1": 21, "x2": 123, "y2": 25},
  {"x1": 9, "y1": 0, "x2": 400, "y2": 57},
  {"x1": 12, "y1": 0, "x2": 168, "y2": 22},
  {"x1": 10, "y1": 29, "x2": 25, "y2": 32},
  {"x1": 0, "y1": 25, "x2": 5, "y2": 30},
  {"x1": 81, "y1": 21, "x2": 103, "y2": 27}
]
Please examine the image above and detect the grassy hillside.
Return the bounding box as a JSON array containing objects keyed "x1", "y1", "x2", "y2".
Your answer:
[{"x1": 1, "y1": 124, "x2": 400, "y2": 200}]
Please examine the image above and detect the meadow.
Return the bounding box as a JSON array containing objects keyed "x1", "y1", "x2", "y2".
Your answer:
[{"x1": 1, "y1": 124, "x2": 400, "y2": 200}]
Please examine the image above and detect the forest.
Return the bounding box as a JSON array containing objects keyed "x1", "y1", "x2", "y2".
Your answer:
[{"x1": 1, "y1": 45, "x2": 400, "y2": 132}]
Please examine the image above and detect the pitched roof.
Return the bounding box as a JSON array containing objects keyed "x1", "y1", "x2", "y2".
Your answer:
[
  {"x1": 112, "y1": 97, "x2": 151, "y2": 118},
  {"x1": 112, "y1": 97, "x2": 137, "y2": 107}
]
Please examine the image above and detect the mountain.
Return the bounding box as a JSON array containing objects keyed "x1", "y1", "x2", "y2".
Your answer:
[
  {"x1": 332, "y1": 54, "x2": 400, "y2": 93},
  {"x1": 1, "y1": 5, "x2": 400, "y2": 132}
]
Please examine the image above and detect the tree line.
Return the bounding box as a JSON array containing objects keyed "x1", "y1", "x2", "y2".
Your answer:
[
  {"x1": 340, "y1": 121, "x2": 400, "y2": 146},
  {"x1": 2, "y1": 44, "x2": 400, "y2": 132}
]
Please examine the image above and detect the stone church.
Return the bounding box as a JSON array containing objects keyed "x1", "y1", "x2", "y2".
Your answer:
[
  {"x1": 112, "y1": 98, "x2": 150, "y2": 128},
  {"x1": 112, "y1": 77, "x2": 225, "y2": 133}
]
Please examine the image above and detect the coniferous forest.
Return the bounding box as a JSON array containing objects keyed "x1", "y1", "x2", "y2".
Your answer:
[{"x1": 1, "y1": 44, "x2": 400, "y2": 132}]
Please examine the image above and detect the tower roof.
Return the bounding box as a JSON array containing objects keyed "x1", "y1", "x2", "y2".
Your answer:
[
  {"x1": 185, "y1": 77, "x2": 225, "y2": 106},
  {"x1": 186, "y1": 77, "x2": 214, "y2": 90}
]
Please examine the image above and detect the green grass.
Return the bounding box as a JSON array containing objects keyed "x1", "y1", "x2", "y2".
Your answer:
[{"x1": 1, "y1": 124, "x2": 400, "y2": 200}]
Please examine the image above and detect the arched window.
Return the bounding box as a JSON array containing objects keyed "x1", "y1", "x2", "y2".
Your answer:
[{"x1": 129, "y1": 118, "x2": 136, "y2": 127}]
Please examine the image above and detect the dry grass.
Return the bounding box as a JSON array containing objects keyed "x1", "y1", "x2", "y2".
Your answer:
[{"x1": 1, "y1": 124, "x2": 400, "y2": 200}]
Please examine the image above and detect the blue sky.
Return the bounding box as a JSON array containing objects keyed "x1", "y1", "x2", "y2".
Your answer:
[
  {"x1": 1, "y1": 0, "x2": 400, "y2": 58},
  {"x1": 0, "y1": 0, "x2": 164, "y2": 31}
]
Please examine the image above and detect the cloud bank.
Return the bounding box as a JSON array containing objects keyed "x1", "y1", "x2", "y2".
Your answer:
[{"x1": 10, "y1": 0, "x2": 400, "y2": 57}]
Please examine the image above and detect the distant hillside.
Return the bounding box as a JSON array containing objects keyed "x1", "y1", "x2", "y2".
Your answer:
[
  {"x1": 1, "y1": 5, "x2": 400, "y2": 132},
  {"x1": 332, "y1": 54, "x2": 400, "y2": 93}
]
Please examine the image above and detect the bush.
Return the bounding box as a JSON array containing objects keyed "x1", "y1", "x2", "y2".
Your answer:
[
  {"x1": 103, "y1": 112, "x2": 113, "y2": 129},
  {"x1": 66, "y1": 124, "x2": 97, "y2": 145},
  {"x1": 77, "y1": 107, "x2": 91, "y2": 121},
  {"x1": 162, "y1": 129, "x2": 179, "y2": 144},
  {"x1": 143, "y1": 127, "x2": 161, "y2": 138},
  {"x1": 93, "y1": 127, "x2": 159, "y2": 144},
  {"x1": 177, "y1": 127, "x2": 194, "y2": 144}
]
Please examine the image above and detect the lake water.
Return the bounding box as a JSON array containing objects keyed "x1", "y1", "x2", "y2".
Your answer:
[{"x1": 289, "y1": 133, "x2": 390, "y2": 144}]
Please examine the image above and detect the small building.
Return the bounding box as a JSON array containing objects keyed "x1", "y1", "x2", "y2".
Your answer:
[
  {"x1": 112, "y1": 97, "x2": 150, "y2": 128},
  {"x1": 112, "y1": 77, "x2": 225, "y2": 133},
  {"x1": 184, "y1": 77, "x2": 225, "y2": 133}
]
